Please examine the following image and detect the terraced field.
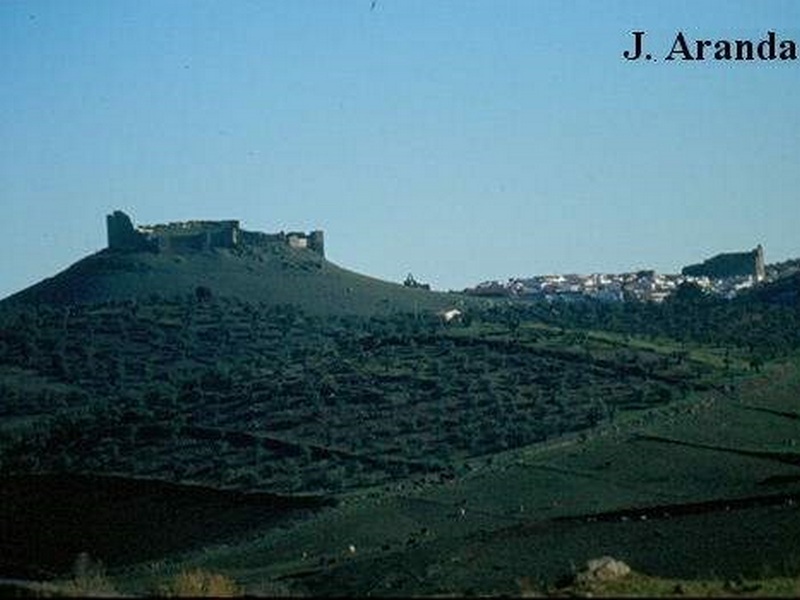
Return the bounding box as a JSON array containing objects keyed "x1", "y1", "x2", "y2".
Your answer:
[
  {"x1": 0, "y1": 296, "x2": 712, "y2": 498},
  {"x1": 161, "y1": 359, "x2": 800, "y2": 597}
]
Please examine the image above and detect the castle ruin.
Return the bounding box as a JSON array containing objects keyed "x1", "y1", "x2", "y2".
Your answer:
[
  {"x1": 106, "y1": 210, "x2": 324, "y2": 257},
  {"x1": 681, "y1": 244, "x2": 765, "y2": 281}
]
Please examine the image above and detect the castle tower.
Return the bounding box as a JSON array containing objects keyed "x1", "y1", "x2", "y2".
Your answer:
[
  {"x1": 754, "y1": 244, "x2": 765, "y2": 281},
  {"x1": 309, "y1": 230, "x2": 325, "y2": 257},
  {"x1": 107, "y1": 210, "x2": 145, "y2": 250}
]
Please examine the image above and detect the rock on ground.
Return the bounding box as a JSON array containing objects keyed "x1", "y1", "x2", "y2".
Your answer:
[{"x1": 575, "y1": 556, "x2": 632, "y2": 584}]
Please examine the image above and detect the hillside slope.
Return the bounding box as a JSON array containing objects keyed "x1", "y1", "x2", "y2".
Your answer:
[{"x1": 1, "y1": 244, "x2": 456, "y2": 317}]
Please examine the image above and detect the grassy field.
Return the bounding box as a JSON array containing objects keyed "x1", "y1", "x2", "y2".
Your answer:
[
  {"x1": 15, "y1": 357, "x2": 784, "y2": 596},
  {"x1": 3, "y1": 339, "x2": 800, "y2": 595}
]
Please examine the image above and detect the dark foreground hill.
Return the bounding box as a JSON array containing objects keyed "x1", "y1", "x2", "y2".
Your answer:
[
  {"x1": 0, "y1": 473, "x2": 331, "y2": 578},
  {"x1": 1, "y1": 242, "x2": 457, "y2": 317}
]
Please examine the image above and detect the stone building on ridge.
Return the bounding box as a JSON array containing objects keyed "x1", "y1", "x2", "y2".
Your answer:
[
  {"x1": 681, "y1": 245, "x2": 765, "y2": 281},
  {"x1": 106, "y1": 210, "x2": 324, "y2": 257}
]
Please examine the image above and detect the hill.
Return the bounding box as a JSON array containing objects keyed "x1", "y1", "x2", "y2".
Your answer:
[{"x1": 1, "y1": 239, "x2": 457, "y2": 318}]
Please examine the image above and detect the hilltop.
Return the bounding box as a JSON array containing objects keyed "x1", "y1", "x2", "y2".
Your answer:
[{"x1": 1, "y1": 211, "x2": 457, "y2": 317}]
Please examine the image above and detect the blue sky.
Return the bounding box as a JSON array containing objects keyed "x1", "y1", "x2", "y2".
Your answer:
[{"x1": 2, "y1": 0, "x2": 799, "y2": 298}]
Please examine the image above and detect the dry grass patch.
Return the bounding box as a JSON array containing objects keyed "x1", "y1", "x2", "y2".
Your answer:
[{"x1": 159, "y1": 568, "x2": 242, "y2": 597}]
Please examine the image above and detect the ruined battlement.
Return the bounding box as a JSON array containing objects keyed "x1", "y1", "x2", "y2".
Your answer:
[{"x1": 106, "y1": 211, "x2": 324, "y2": 257}]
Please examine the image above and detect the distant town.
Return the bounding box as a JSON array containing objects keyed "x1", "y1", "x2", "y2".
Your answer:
[
  {"x1": 462, "y1": 244, "x2": 771, "y2": 303},
  {"x1": 464, "y1": 270, "x2": 761, "y2": 303}
]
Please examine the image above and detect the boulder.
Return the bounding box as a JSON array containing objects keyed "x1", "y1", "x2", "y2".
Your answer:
[{"x1": 575, "y1": 556, "x2": 631, "y2": 584}]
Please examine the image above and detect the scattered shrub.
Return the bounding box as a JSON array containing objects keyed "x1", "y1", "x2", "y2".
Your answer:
[{"x1": 160, "y1": 568, "x2": 242, "y2": 597}]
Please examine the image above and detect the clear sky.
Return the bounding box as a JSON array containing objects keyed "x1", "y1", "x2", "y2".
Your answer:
[{"x1": 2, "y1": 0, "x2": 799, "y2": 298}]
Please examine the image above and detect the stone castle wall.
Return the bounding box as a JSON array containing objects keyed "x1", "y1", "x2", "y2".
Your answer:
[
  {"x1": 106, "y1": 211, "x2": 157, "y2": 252},
  {"x1": 106, "y1": 211, "x2": 324, "y2": 257}
]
